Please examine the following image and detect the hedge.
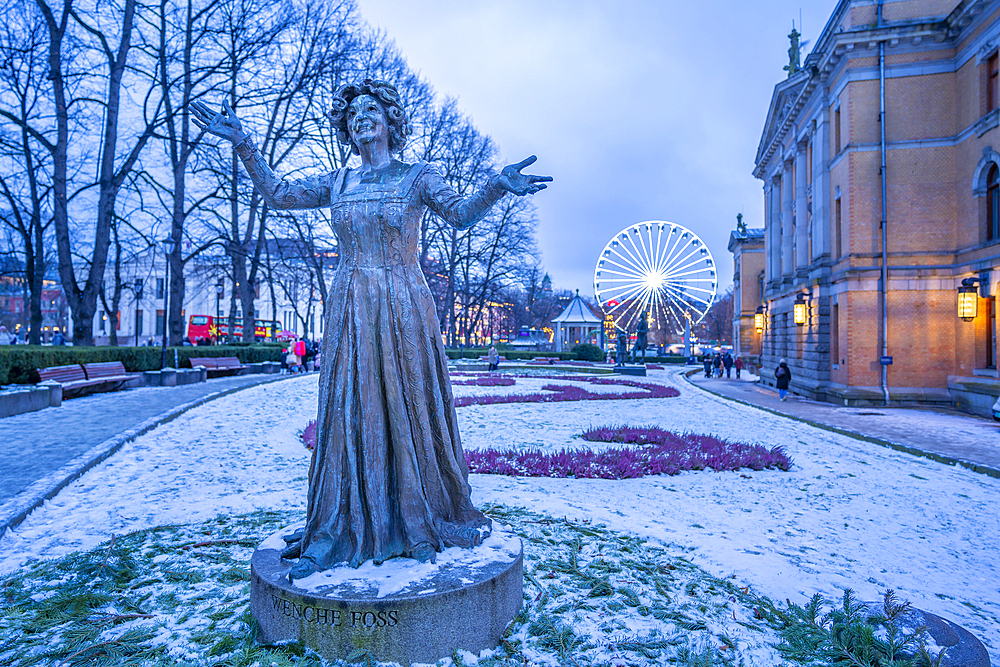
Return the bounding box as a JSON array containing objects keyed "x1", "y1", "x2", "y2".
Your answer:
[{"x1": 0, "y1": 345, "x2": 282, "y2": 386}]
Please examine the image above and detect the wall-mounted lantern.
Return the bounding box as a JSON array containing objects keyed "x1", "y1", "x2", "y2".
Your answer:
[
  {"x1": 793, "y1": 294, "x2": 808, "y2": 325},
  {"x1": 754, "y1": 305, "x2": 765, "y2": 332},
  {"x1": 958, "y1": 277, "x2": 981, "y2": 322}
]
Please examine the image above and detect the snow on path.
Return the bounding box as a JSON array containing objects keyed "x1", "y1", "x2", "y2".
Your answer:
[{"x1": 0, "y1": 369, "x2": 998, "y2": 663}]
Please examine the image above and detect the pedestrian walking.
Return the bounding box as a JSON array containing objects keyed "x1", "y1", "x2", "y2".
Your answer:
[
  {"x1": 734, "y1": 356, "x2": 744, "y2": 379},
  {"x1": 775, "y1": 358, "x2": 792, "y2": 401},
  {"x1": 488, "y1": 345, "x2": 499, "y2": 372},
  {"x1": 0, "y1": 326, "x2": 14, "y2": 345},
  {"x1": 723, "y1": 351, "x2": 733, "y2": 379},
  {"x1": 713, "y1": 353, "x2": 723, "y2": 378},
  {"x1": 703, "y1": 354, "x2": 712, "y2": 378}
]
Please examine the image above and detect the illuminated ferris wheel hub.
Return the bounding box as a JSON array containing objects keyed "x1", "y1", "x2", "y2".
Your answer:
[{"x1": 593, "y1": 221, "x2": 717, "y2": 333}]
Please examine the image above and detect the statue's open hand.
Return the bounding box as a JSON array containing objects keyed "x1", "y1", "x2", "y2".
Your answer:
[
  {"x1": 190, "y1": 100, "x2": 245, "y2": 144},
  {"x1": 498, "y1": 156, "x2": 552, "y2": 196}
]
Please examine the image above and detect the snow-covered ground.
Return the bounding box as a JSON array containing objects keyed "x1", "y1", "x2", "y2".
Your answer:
[{"x1": 1, "y1": 368, "x2": 998, "y2": 663}]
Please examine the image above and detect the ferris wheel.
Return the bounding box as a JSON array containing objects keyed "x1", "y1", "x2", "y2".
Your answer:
[{"x1": 593, "y1": 221, "x2": 717, "y2": 333}]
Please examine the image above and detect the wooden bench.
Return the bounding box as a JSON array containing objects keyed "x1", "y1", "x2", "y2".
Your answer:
[
  {"x1": 82, "y1": 361, "x2": 141, "y2": 390},
  {"x1": 37, "y1": 363, "x2": 131, "y2": 398},
  {"x1": 527, "y1": 356, "x2": 557, "y2": 365},
  {"x1": 189, "y1": 356, "x2": 249, "y2": 378},
  {"x1": 477, "y1": 355, "x2": 507, "y2": 362}
]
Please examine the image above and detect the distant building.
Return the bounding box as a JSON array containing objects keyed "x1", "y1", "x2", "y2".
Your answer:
[
  {"x1": 728, "y1": 225, "x2": 765, "y2": 359},
  {"x1": 751, "y1": 0, "x2": 1000, "y2": 415}
]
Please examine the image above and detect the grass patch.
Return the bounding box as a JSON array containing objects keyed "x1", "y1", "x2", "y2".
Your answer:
[{"x1": 0, "y1": 508, "x2": 940, "y2": 666}]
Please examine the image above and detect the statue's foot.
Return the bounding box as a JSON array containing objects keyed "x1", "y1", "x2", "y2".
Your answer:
[
  {"x1": 411, "y1": 543, "x2": 437, "y2": 564},
  {"x1": 282, "y1": 529, "x2": 304, "y2": 544},
  {"x1": 288, "y1": 556, "x2": 320, "y2": 582},
  {"x1": 281, "y1": 541, "x2": 301, "y2": 560}
]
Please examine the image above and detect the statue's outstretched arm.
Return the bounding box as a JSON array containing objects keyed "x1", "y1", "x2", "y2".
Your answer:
[
  {"x1": 421, "y1": 156, "x2": 551, "y2": 230},
  {"x1": 420, "y1": 165, "x2": 506, "y2": 231},
  {"x1": 191, "y1": 99, "x2": 332, "y2": 211},
  {"x1": 231, "y1": 135, "x2": 333, "y2": 211}
]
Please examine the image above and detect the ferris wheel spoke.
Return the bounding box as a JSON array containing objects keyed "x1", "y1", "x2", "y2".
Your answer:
[
  {"x1": 664, "y1": 259, "x2": 715, "y2": 282},
  {"x1": 630, "y1": 228, "x2": 656, "y2": 276},
  {"x1": 662, "y1": 245, "x2": 705, "y2": 276},
  {"x1": 655, "y1": 229, "x2": 687, "y2": 276},
  {"x1": 667, "y1": 285, "x2": 716, "y2": 297},
  {"x1": 663, "y1": 286, "x2": 710, "y2": 313},
  {"x1": 663, "y1": 281, "x2": 711, "y2": 305},
  {"x1": 664, "y1": 264, "x2": 717, "y2": 282},
  {"x1": 621, "y1": 232, "x2": 654, "y2": 277}
]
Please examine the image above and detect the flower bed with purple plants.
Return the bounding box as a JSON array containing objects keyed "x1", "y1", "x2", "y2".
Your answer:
[
  {"x1": 465, "y1": 425, "x2": 792, "y2": 479},
  {"x1": 452, "y1": 375, "x2": 679, "y2": 407},
  {"x1": 302, "y1": 376, "x2": 681, "y2": 450},
  {"x1": 449, "y1": 376, "x2": 517, "y2": 387}
]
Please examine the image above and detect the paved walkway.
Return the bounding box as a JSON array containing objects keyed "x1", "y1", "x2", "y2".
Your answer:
[
  {"x1": 0, "y1": 374, "x2": 290, "y2": 506},
  {"x1": 686, "y1": 370, "x2": 1000, "y2": 475}
]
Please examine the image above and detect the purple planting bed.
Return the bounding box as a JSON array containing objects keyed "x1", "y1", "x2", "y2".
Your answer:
[{"x1": 465, "y1": 425, "x2": 792, "y2": 479}]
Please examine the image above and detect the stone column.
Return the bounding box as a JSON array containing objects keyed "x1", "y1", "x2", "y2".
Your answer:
[
  {"x1": 795, "y1": 139, "x2": 810, "y2": 276},
  {"x1": 767, "y1": 176, "x2": 782, "y2": 287},
  {"x1": 554, "y1": 321, "x2": 562, "y2": 352},
  {"x1": 781, "y1": 158, "x2": 794, "y2": 281},
  {"x1": 812, "y1": 113, "x2": 831, "y2": 261}
]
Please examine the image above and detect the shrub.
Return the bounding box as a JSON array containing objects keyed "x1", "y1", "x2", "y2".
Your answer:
[
  {"x1": 0, "y1": 345, "x2": 281, "y2": 385},
  {"x1": 571, "y1": 343, "x2": 604, "y2": 361}
]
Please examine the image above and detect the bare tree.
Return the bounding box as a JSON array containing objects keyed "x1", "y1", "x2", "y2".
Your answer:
[
  {"x1": 0, "y1": 5, "x2": 52, "y2": 344},
  {"x1": 703, "y1": 286, "x2": 734, "y2": 345},
  {"x1": 3, "y1": 0, "x2": 163, "y2": 345}
]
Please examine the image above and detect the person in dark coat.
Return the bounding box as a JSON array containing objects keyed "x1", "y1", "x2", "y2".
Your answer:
[
  {"x1": 775, "y1": 358, "x2": 792, "y2": 400},
  {"x1": 703, "y1": 353, "x2": 712, "y2": 378},
  {"x1": 723, "y1": 351, "x2": 733, "y2": 379},
  {"x1": 713, "y1": 353, "x2": 723, "y2": 378},
  {"x1": 734, "y1": 356, "x2": 744, "y2": 379}
]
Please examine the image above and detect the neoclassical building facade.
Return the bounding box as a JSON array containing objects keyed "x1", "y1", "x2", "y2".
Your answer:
[{"x1": 753, "y1": 0, "x2": 1000, "y2": 415}]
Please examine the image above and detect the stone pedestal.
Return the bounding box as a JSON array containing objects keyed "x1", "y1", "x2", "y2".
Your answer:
[
  {"x1": 250, "y1": 526, "x2": 523, "y2": 665},
  {"x1": 615, "y1": 364, "x2": 647, "y2": 376}
]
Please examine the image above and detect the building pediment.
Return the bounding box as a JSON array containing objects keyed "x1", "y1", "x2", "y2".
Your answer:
[{"x1": 754, "y1": 72, "x2": 810, "y2": 177}]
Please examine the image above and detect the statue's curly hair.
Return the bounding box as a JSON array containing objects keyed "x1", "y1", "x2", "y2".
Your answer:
[{"x1": 328, "y1": 79, "x2": 410, "y2": 155}]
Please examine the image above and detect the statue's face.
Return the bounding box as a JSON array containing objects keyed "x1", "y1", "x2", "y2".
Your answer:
[{"x1": 347, "y1": 94, "x2": 388, "y2": 149}]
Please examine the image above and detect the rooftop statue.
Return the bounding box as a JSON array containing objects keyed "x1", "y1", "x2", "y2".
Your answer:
[
  {"x1": 192, "y1": 80, "x2": 550, "y2": 580},
  {"x1": 784, "y1": 26, "x2": 801, "y2": 77}
]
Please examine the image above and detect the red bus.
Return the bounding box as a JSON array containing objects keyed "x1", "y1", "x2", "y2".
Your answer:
[{"x1": 188, "y1": 315, "x2": 278, "y2": 342}]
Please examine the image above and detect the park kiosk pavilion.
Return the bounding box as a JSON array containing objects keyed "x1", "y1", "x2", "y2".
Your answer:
[
  {"x1": 750, "y1": 0, "x2": 1000, "y2": 416},
  {"x1": 552, "y1": 291, "x2": 603, "y2": 352}
]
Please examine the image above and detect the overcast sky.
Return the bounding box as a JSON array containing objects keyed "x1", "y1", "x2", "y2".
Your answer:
[{"x1": 355, "y1": 0, "x2": 836, "y2": 296}]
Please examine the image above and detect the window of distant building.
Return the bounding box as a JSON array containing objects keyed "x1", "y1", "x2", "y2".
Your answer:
[
  {"x1": 989, "y1": 53, "x2": 999, "y2": 113},
  {"x1": 988, "y1": 164, "x2": 1000, "y2": 242}
]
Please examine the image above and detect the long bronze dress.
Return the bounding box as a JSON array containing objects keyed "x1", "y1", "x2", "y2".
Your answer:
[{"x1": 236, "y1": 139, "x2": 502, "y2": 568}]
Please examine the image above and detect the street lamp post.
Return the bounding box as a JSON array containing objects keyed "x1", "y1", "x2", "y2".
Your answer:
[
  {"x1": 161, "y1": 238, "x2": 176, "y2": 368},
  {"x1": 215, "y1": 279, "x2": 224, "y2": 344},
  {"x1": 133, "y1": 279, "x2": 143, "y2": 347}
]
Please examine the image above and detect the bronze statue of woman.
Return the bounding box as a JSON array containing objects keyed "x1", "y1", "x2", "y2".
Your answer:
[{"x1": 192, "y1": 80, "x2": 550, "y2": 579}]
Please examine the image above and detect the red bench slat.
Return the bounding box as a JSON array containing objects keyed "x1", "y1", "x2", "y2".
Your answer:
[
  {"x1": 37, "y1": 364, "x2": 87, "y2": 383},
  {"x1": 82, "y1": 361, "x2": 132, "y2": 380}
]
